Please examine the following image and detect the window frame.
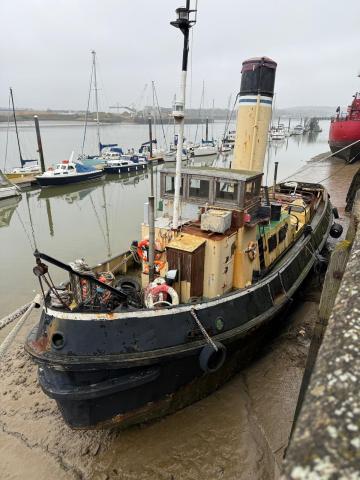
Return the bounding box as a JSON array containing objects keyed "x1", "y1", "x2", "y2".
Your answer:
[
  {"x1": 187, "y1": 175, "x2": 212, "y2": 203},
  {"x1": 244, "y1": 177, "x2": 262, "y2": 207},
  {"x1": 214, "y1": 178, "x2": 241, "y2": 207},
  {"x1": 162, "y1": 174, "x2": 184, "y2": 198}
]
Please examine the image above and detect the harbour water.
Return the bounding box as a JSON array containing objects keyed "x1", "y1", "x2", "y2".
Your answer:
[{"x1": 0, "y1": 120, "x2": 331, "y2": 316}]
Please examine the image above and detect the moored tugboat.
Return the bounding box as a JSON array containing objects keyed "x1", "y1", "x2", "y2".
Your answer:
[{"x1": 25, "y1": 2, "x2": 336, "y2": 429}]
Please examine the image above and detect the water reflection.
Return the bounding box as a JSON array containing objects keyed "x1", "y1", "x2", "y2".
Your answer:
[
  {"x1": 0, "y1": 196, "x2": 22, "y2": 228},
  {"x1": 37, "y1": 179, "x2": 104, "y2": 202},
  {"x1": 306, "y1": 131, "x2": 320, "y2": 144}
]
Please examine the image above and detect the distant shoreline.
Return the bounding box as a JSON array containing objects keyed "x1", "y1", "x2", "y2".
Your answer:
[{"x1": 0, "y1": 114, "x2": 217, "y2": 125}]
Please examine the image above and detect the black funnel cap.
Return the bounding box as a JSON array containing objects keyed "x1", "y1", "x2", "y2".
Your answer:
[{"x1": 240, "y1": 57, "x2": 277, "y2": 97}]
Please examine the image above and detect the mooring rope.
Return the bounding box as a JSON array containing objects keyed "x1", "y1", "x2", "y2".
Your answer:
[
  {"x1": 0, "y1": 302, "x2": 31, "y2": 330},
  {"x1": 0, "y1": 294, "x2": 41, "y2": 359},
  {"x1": 190, "y1": 308, "x2": 218, "y2": 352}
]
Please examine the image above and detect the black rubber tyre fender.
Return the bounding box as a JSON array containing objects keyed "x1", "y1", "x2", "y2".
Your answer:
[
  {"x1": 116, "y1": 276, "x2": 141, "y2": 293},
  {"x1": 199, "y1": 341, "x2": 227, "y2": 373},
  {"x1": 329, "y1": 222, "x2": 343, "y2": 239},
  {"x1": 332, "y1": 207, "x2": 339, "y2": 219}
]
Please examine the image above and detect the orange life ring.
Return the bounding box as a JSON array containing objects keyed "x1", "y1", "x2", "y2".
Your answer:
[
  {"x1": 246, "y1": 241, "x2": 257, "y2": 261},
  {"x1": 143, "y1": 260, "x2": 165, "y2": 274}
]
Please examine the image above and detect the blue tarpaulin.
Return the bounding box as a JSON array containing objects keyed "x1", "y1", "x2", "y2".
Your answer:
[{"x1": 75, "y1": 163, "x2": 96, "y2": 173}]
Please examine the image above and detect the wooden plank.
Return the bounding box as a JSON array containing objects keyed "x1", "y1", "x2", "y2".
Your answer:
[
  {"x1": 345, "y1": 166, "x2": 360, "y2": 212},
  {"x1": 318, "y1": 240, "x2": 352, "y2": 322}
]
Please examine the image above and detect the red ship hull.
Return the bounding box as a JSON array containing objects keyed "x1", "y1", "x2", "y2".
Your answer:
[{"x1": 329, "y1": 93, "x2": 360, "y2": 163}]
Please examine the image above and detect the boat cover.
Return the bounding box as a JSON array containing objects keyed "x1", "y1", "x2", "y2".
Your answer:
[{"x1": 75, "y1": 163, "x2": 96, "y2": 173}]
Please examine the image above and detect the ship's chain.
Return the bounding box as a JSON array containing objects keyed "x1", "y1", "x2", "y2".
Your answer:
[
  {"x1": 190, "y1": 308, "x2": 218, "y2": 352},
  {"x1": 0, "y1": 303, "x2": 31, "y2": 331}
]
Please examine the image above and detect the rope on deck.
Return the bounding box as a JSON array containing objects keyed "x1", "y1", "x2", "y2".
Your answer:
[{"x1": 0, "y1": 294, "x2": 42, "y2": 359}]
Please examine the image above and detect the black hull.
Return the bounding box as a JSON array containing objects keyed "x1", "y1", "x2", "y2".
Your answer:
[
  {"x1": 25, "y1": 192, "x2": 333, "y2": 429},
  {"x1": 329, "y1": 141, "x2": 360, "y2": 163},
  {"x1": 31, "y1": 309, "x2": 287, "y2": 429},
  {"x1": 104, "y1": 164, "x2": 147, "y2": 174},
  {"x1": 36, "y1": 170, "x2": 104, "y2": 187}
]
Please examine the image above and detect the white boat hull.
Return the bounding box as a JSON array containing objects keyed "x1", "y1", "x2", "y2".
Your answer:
[{"x1": 0, "y1": 186, "x2": 21, "y2": 201}]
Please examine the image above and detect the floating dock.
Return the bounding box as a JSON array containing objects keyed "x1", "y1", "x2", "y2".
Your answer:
[{"x1": 7, "y1": 175, "x2": 38, "y2": 190}]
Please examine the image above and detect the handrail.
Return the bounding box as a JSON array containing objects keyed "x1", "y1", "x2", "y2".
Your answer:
[{"x1": 34, "y1": 250, "x2": 127, "y2": 300}]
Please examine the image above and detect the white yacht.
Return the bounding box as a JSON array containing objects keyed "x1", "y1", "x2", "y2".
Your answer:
[
  {"x1": 292, "y1": 124, "x2": 304, "y2": 135},
  {"x1": 270, "y1": 126, "x2": 286, "y2": 140}
]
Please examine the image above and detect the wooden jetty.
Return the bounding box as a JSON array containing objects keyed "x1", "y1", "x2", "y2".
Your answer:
[{"x1": 7, "y1": 175, "x2": 38, "y2": 189}]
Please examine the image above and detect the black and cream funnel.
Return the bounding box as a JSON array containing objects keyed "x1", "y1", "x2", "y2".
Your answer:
[{"x1": 232, "y1": 57, "x2": 277, "y2": 173}]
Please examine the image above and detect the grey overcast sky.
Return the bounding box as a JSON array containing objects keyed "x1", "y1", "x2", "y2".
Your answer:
[{"x1": 1, "y1": 0, "x2": 359, "y2": 111}]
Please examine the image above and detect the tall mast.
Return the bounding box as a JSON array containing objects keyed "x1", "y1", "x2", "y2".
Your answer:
[
  {"x1": 91, "y1": 50, "x2": 101, "y2": 155},
  {"x1": 9, "y1": 88, "x2": 24, "y2": 167},
  {"x1": 170, "y1": 0, "x2": 197, "y2": 230}
]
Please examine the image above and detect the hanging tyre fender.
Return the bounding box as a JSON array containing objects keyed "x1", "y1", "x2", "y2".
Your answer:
[{"x1": 199, "y1": 341, "x2": 227, "y2": 373}]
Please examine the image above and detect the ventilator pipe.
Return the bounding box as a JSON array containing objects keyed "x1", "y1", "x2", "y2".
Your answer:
[
  {"x1": 273, "y1": 161, "x2": 279, "y2": 198},
  {"x1": 148, "y1": 196, "x2": 156, "y2": 282}
]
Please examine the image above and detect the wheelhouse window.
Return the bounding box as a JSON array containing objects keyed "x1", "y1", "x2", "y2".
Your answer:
[
  {"x1": 215, "y1": 181, "x2": 238, "y2": 203},
  {"x1": 165, "y1": 175, "x2": 183, "y2": 195},
  {"x1": 244, "y1": 178, "x2": 261, "y2": 206},
  {"x1": 189, "y1": 178, "x2": 210, "y2": 199}
]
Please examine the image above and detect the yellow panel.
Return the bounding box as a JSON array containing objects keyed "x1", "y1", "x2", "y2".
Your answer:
[
  {"x1": 167, "y1": 233, "x2": 206, "y2": 253},
  {"x1": 203, "y1": 233, "x2": 237, "y2": 298},
  {"x1": 233, "y1": 226, "x2": 258, "y2": 289},
  {"x1": 232, "y1": 100, "x2": 272, "y2": 173}
]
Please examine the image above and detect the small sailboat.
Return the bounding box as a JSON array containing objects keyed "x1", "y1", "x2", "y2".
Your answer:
[
  {"x1": 5, "y1": 88, "x2": 41, "y2": 179},
  {"x1": 78, "y1": 51, "x2": 119, "y2": 167},
  {"x1": 164, "y1": 134, "x2": 190, "y2": 162},
  {"x1": 189, "y1": 119, "x2": 218, "y2": 157}
]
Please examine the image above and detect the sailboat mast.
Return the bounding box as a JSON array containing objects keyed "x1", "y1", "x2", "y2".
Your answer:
[
  {"x1": 92, "y1": 50, "x2": 101, "y2": 155},
  {"x1": 9, "y1": 88, "x2": 24, "y2": 167},
  {"x1": 171, "y1": 1, "x2": 197, "y2": 230}
]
